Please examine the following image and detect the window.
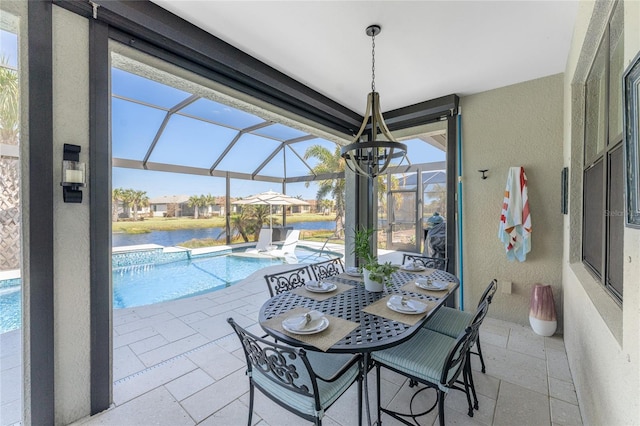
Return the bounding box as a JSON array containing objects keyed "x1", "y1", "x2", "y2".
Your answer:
[{"x1": 582, "y1": 1, "x2": 624, "y2": 302}]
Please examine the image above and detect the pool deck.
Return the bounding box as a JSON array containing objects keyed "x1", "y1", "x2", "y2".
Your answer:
[{"x1": 1, "y1": 244, "x2": 582, "y2": 425}]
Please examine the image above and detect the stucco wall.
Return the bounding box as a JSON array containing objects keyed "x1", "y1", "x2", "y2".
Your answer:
[
  {"x1": 460, "y1": 74, "x2": 565, "y2": 327},
  {"x1": 562, "y1": 0, "x2": 640, "y2": 424},
  {"x1": 52, "y1": 6, "x2": 92, "y2": 423}
]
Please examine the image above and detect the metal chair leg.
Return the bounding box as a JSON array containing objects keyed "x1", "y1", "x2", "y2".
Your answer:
[
  {"x1": 466, "y1": 358, "x2": 479, "y2": 410},
  {"x1": 376, "y1": 364, "x2": 382, "y2": 425},
  {"x1": 462, "y1": 359, "x2": 474, "y2": 417},
  {"x1": 358, "y1": 370, "x2": 363, "y2": 426},
  {"x1": 476, "y1": 334, "x2": 487, "y2": 373},
  {"x1": 437, "y1": 390, "x2": 446, "y2": 426},
  {"x1": 247, "y1": 383, "x2": 254, "y2": 426}
]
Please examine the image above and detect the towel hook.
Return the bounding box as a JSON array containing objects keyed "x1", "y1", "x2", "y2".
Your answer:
[{"x1": 478, "y1": 169, "x2": 488, "y2": 179}]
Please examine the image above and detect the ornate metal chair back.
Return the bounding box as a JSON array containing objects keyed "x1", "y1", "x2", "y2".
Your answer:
[
  {"x1": 402, "y1": 254, "x2": 449, "y2": 271},
  {"x1": 478, "y1": 279, "x2": 498, "y2": 307},
  {"x1": 310, "y1": 258, "x2": 344, "y2": 280},
  {"x1": 264, "y1": 265, "x2": 313, "y2": 297},
  {"x1": 227, "y1": 318, "x2": 320, "y2": 405}
]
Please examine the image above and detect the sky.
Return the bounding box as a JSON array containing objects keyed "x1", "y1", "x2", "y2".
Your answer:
[{"x1": 1, "y1": 29, "x2": 18, "y2": 67}]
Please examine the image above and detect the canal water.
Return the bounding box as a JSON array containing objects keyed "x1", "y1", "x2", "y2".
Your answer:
[{"x1": 112, "y1": 220, "x2": 336, "y2": 247}]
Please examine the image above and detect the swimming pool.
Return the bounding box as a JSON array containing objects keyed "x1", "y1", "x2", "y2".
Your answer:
[
  {"x1": 0, "y1": 284, "x2": 20, "y2": 334},
  {"x1": 114, "y1": 252, "x2": 283, "y2": 308},
  {"x1": 0, "y1": 246, "x2": 340, "y2": 333}
]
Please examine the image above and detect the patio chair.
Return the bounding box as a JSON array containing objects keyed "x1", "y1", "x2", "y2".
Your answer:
[
  {"x1": 310, "y1": 258, "x2": 344, "y2": 280},
  {"x1": 268, "y1": 229, "x2": 300, "y2": 258},
  {"x1": 245, "y1": 228, "x2": 273, "y2": 253},
  {"x1": 425, "y1": 279, "x2": 497, "y2": 374},
  {"x1": 402, "y1": 254, "x2": 449, "y2": 271},
  {"x1": 264, "y1": 264, "x2": 313, "y2": 297},
  {"x1": 227, "y1": 318, "x2": 363, "y2": 426},
  {"x1": 372, "y1": 300, "x2": 490, "y2": 426}
]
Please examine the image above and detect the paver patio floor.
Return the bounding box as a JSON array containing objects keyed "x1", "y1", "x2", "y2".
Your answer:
[{"x1": 1, "y1": 246, "x2": 582, "y2": 425}]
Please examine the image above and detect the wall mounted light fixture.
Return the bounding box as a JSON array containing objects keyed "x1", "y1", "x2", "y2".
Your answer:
[{"x1": 61, "y1": 144, "x2": 85, "y2": 203}]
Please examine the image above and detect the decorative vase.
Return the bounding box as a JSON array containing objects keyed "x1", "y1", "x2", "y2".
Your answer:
[
  {"x1": 363, "y1": 269, "x2": 384, "y2": 292},
  {"x1": 529, "y1": 284, "x2": 557, "y2": 337}
]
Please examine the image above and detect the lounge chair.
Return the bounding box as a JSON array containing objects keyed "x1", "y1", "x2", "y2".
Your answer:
[
  {"x1": 245, "y1": 228, "x2": 272, "y2": 253},
  {"x1": 268, "y1": 229, "x2": 299, "y2": 258}
]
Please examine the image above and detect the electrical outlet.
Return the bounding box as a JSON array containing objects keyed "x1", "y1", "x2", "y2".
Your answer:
[{"x1": 501, "y1": 280, "x2": 512, "y2": 294}]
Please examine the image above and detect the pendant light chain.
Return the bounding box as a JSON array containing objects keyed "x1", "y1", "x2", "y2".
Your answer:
[{"x1": 371, "y1": 32, "x2": 376, "y2": 93}]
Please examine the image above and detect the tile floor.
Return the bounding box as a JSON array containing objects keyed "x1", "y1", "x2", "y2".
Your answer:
[{"x1": 1, "y1": 248, "x2": 583, "y2": 425}]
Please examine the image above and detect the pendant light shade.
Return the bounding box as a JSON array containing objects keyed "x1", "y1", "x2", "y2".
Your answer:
[{"x1": 341, "y1": 25, "x2": 407, "y2": 178}]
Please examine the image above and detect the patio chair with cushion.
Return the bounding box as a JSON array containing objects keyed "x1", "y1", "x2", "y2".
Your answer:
[
  {"x1": 264, "y1": 264, "x2": 313, "y2": 297},
  {"x1": 372, "y1": 300, "x2": 490, "y2": 426},
  {"x1": 227, "y1": 318, "x2": 363, "y2": 426},
  {"x1": 310, "y1": 258, "x2": 345, "y2": 280},
  {"x1": 425, "y1": 279, "x2": 497, "y2": 374},
  {"x1": 402, "y1": 254, "x2": 449, "y2": 271}
]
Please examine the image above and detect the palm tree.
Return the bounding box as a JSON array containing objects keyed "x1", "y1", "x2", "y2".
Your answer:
[
  {"x1": 377, "y1": 174, "x2": 400, "y2": 217},
  {"x1": 250, "y1": 205, "x2": 274, "y2": 240},
  {"x1": 188, "y1": 195, "x2": 202, "y2": 219},
  {"x1": 138, "y1": 191, "x2": 150, "y2": 219},
  {"x1": 320, "y1": 199, "x2": 333, "y2": 215},
  {"x1": 129, "y1": 190, "x2": 148, "y2": 221},
  {"x1": 304, "y1": 145, "x2": 345, "y2": 233},
  {"x1": 230, "y1": 209, "x2": 251, "y2": 242},
  {"x1": 112, "y1": 188, "x2": 126, "y2": 222},
  {"x1": 0, "y1": 57, "x2": 19, "y2": 146},
  {"x1": 120, "y1": 189, "x2": 134, "y2": 219},
  {"x1": 203, "y1": 193, "x2": 216, "y2": 218}
]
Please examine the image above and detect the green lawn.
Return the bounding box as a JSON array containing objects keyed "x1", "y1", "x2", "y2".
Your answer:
[{"x1": 112, "y1": 213, "x2": 337, "y2": 234}]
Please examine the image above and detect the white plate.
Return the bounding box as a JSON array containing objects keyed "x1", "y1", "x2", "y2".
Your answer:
[
  {"x1": 400, "y1": 264, "x2": 426, "y2": 272},
  {"x1": 345, "y1": 267, "x2": 362, "y2": 277},
  {"x1": 282, "y1": 316, "x2": 330, "y2": 334},
  {"x1": 305, "y1": 281, "x2": 337, "y2": 293},
  {"x1": 415, "y1": 280, "x2": 448, "y2": 291},
  {"x1": 386, "y1": 295, "x2": 428, "y2": 314}
]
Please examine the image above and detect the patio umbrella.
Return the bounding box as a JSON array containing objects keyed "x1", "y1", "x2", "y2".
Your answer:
[{"x1": 232, "y1": 190, "x2": 309, "y2": 246}]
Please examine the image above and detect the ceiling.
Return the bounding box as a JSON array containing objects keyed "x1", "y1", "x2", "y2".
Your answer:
[{"x1": 150, "y1": 1, "x2": 579, "y2": 114}]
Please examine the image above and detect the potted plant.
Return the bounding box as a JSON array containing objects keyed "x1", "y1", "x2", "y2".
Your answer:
[
  {"x1": 362, "y1": 261, "x2": 398, "y2": 292},
  {"x1": 352, "y1": 227, "x2": 398, "y2": 292}
]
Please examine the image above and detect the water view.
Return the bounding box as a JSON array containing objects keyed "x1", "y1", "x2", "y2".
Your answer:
[{"x1": 112, "y1": 220, "x2": 336, "y2": 247}]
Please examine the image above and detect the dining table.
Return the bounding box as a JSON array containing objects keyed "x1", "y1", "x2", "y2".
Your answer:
[{"x1": 258, "y1": 265, "x2": 460, "y2": 425}]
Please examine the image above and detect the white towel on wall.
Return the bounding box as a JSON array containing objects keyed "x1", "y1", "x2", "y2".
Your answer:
[{"x1": 498, "y1": 166, "x2": 531, "y2": 262}]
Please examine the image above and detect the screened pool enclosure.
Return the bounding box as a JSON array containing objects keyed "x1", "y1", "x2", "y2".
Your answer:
[{"x1": 110, "y1": 49, "x2": 450, "y2": 253}]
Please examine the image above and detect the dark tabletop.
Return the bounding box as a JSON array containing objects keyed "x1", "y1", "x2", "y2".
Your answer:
[{"x1": 259, "y1": 269, "x2": 460, "y2": 353}]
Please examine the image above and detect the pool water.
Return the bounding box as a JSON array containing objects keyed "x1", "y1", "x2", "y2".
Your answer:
[
  {"x1": 0, "y1": 246, "x2": 339, "y2": 333},
  {"x1": 113, "y1": 253, "x2": 283, "y2": 308},
  {"x1": 0, "y1": 286, "x2": 21, "y2": 334}
]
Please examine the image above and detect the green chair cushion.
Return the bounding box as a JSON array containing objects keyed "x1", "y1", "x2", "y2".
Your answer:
[
  {"x1": 252, "y1": 352, "x2": 360, "y2": 418},
  {"x1": 425, "y1": 307, "x2": 473, "y2": 338},
  {"x1": 372, "y1": 329, "x2": 457, "y2": 392}
]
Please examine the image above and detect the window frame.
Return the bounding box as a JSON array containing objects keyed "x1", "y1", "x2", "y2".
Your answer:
[{"x1": 581, "y1": 1, "x2": 624, "y2": 304}]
